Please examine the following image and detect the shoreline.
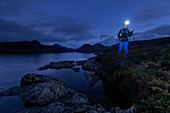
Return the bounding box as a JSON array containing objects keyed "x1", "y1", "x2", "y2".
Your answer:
[{"x1": 0, "y1": 44, "x2": 169, "y2": 112}]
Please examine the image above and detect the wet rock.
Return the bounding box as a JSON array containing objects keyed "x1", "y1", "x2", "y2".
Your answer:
[
  {"x1": 19, "y1": 82, "x2": 67, "y2": 106},
  {"x1": 89, "y1": 103, "x2": 106, "y2": 113},
  {"x1": 82, "y1": 57, "x2": 96, "y2": 71},
  {"x1": 38, "y1": 61, "x2": 75, "y2": 70},
  {"x1": 0, "y1": 73, "x2": 70, "y2": 106},
  {"x1": 74, "y1": 105, "x2": 89, "y2": 113},
  {"x1": 82, "y1": 57, "x2": 104, "y2": 78},
  {"x1": 84, "y1": 71, "x2": 100, "y2": 86},
  {"x1": 18, "y1": 92, "x2": 137, "y2": 113},
  {"x1": 20, "y1": 73, "x2": 60, "y2": 86},
  {"x1": 64, "y1": 93, "x2": 89, "y2": 108},
  {"x1": 113, "y1": 103, "x2": 138, "y2": 113},
  {"x1": 19, "y1": 93, "x2": 89, "y2": 113},
  {"x1": 41, "y1": 102, "x2": 65, "y2": 113},
  {"x1": 0, "y1": 86, "x2": 23, "y2": 97},
  {"x1": 76, "y1": 60, "x2": 86, "y2": 65},
  {"x1": 18, "y1": 102, "x2": 66, "y2": 113},
  {"x1": 72, "y1": 67, "x2": 80, "y2": 72}
]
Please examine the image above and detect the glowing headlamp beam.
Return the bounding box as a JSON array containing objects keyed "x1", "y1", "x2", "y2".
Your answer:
[{"x1": 125, "y1": 20, "x2": 130, "y2": 25}]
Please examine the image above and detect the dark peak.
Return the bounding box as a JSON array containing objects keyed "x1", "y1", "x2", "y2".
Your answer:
[
  {"x1": 81, "y1": 44, "x2": 92, "y2": 48},
  {"x1": 81, "y1": 43, "x2": 105, "y2": 48},
  {"x1": 53, "y1": 43, "x2": 62, "y2": 47},
  {"x1": 32, "y1": 40, "x2": 40, "y2": 44},
  {"x1": 93, "y1": 43, "x2": 105, "y2": 47},
  {"x1": 53, "y1": 43, "x2": 66, "y2": 48},
  {"x1": 21, "y1": 41, "x2": 29, "y2": 43},
  {"x1": 83, "y1": 44, "x2": 91, "y2": 46},
  {"x1": 53, "y1": 43, "x2": 73, "y2": 50}
]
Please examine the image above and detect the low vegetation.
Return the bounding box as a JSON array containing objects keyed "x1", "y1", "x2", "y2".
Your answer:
[{"x1": 96, "y1": 44, "x2": 170, "y2": 112}]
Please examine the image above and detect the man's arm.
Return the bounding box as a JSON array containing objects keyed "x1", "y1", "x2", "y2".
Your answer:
[
  {"x1": 117, "y1": 30, "x2": 122, "y2": 38},
  {"x1": 128, "y1": 29, "x2": 133, "y2": 37}
]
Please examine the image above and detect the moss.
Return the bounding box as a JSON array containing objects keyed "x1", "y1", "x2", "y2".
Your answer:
[{"x1": 138, "y1": 92, "x2": 170, "y2": 113}]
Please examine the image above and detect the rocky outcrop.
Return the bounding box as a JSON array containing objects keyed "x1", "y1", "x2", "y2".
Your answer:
[
  {"x1": 75, "y1": 60, "x2": 86, "y2": 65},
  {"x1": 18, "y1": 93, "x2": 138, "y2": 113},
  {"x1": 72, "y1": 66, "x2": 80, "y2": 72},
  {"x1": 37, "y1": 61, "x2": 84, "y2": 72},
  {"x1": 84, "y1": 71, "x2": 100, "y2": 86},
  {"x1": 19, "y1": 93, "x2": 137, "y2": 113},
  {"x1": 82, "y1": 57, "x2": 103, "y2": 74},
  {"x1": 82, "y1": 57, "x2": 97, "y2": 71},
  {"x1": 0, "y1": 73, "x2": 71, "y2": 106},
  {"x1": 0, "y1": 71, "x2": 138, "y2": 113},
  {"x1": 111, "y1": 103, "x2": 138, "y2": 113},
  {"x1": 19, "y1": 93, "x2": 103, "y2": 113},
  {"x1": 38, "y1": 61, "x2": 75, "y2": 70}
]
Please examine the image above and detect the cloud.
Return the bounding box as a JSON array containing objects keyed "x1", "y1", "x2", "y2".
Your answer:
[
  {"x1": 0, "y1": 0, "x2": 97, "y2": 48},
  {"x1": 0, "y1": 19, "x2": 64, "y2": 42},
  {"x1": 0, "y1": 0, "x2": 37, "y2": 18},
  {"x1": 0, "y1": 16, "x2": 96, "y2": 46},
  {"x1": 50, "y1": 17, "x2": 96, "y2": 41},
  {"x1": 97, "y1": 34, "x2": 117, "y2": 46},
  {"x1": 133, "y1": 3, "x2": 170, "y2": 23},
  {"x1": 140, "y1": 23, "x2": 154, "y2": 28},
  {"x1": 135, "y1": 25, "x2": 170, "y2": 40}
]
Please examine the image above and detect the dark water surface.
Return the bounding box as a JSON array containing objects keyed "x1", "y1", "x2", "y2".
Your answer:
[{"x1": 0, "y1": 52, "x2": 113, "y2": 113}]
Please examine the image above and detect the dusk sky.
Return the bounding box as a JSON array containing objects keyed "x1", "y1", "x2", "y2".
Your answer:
[{"x1": 0, "y1": 0, "x2": 170, "y2": 48}]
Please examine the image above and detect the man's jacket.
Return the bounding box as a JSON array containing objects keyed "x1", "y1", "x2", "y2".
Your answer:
[{"x1": 117, "y1": 28, "x2": 133, "y2": 42}]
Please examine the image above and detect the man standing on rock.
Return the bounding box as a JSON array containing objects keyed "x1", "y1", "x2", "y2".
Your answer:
[{"x1": 117, "y1": 21, "x2": 133, "y2": 58}]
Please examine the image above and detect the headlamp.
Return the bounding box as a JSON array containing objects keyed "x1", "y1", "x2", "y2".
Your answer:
[{"x1": 125, "y1": 20, "x2": 130, "y2": 25}]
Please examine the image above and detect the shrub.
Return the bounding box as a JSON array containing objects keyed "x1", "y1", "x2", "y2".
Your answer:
[
  {"x1": 148, "y1": 80, "x2": 170, "y2": 90},
  {"x1": 138, "y1": 92, "x2": 170, "y2": 113}
]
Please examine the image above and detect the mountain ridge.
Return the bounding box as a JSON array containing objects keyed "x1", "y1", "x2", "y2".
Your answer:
[{"x1": 0, "y1": 37, "x2": 169, "y2": 54}]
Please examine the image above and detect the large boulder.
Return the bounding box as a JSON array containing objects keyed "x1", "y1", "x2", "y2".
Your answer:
[
  {"x1": 20, "y1": 73, "x2": 60, "y2": 86},
  {"x1": 19, "y1": 81, "x2": 68, "y2": 106},
  {"x1": 0, "y1": 73, "x2": 70, "y2": 106}
]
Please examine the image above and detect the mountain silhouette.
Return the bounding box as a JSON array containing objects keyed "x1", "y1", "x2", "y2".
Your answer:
[{"x1": 0, "y1": 40, "x2": 73, "y2": 54}]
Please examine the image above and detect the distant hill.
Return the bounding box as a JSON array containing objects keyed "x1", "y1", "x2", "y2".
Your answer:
[
  {"x1": 129, "y1": 37, "x2": 170, "y2": 46},
  {"x1": 53, "y1": 43, "x2": 73, "y2": 50},
  {"x1": 0, "y1": 37, "x2": 169, "y2": 54},
  {"x1": 0, "y1": 40, "x2": 74, "y2": 54},
  {"x1": 106, "y1": 37, "x2": 170, "y2": 52},
  {"x1": 76, "y1": 43, "x2": 109, "y2": 53}
]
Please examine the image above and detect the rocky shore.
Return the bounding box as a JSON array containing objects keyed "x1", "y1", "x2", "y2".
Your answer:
[
  {"x1": 37, "y1": 58, "x2": 103, "y2": 86},
  {"x1": 0, "y1": 73, "x2": 137, "y2": 113}
]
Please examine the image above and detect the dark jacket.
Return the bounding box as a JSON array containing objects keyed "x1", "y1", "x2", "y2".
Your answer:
[{"x1": 117, "y1": 28, "x2": 133, "y2": 42}]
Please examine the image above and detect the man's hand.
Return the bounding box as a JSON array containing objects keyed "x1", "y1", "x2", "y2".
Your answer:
[
  {"x1": 131, "y1": 29, "x2": 133, "y2": 31},
  {"x1": 119, "y1": 33, "x2": 122, "y2": 37}
]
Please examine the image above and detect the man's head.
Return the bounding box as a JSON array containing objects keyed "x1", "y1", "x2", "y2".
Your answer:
[{"x1": 123, "y1": 24, "x2": 127, "y2": 28}]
